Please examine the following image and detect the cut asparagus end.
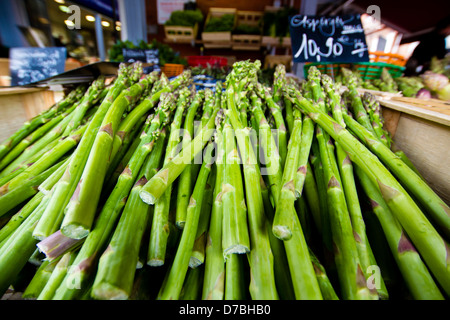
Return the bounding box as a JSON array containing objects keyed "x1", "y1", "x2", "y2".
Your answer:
[
  {"x1": 189, "y1": 256, "x2": 203, "y2": 269},
  {"x1": 61, "y1": 223, "x2": 90, "y2": 240},
  {"x1": 223, "y1": 245, "x2": 250, "y2": 257},
  {"x1": 139, "y1": 190, "x2": 156, "y2": 205},
  {"x1": 272, "y1": 225, "x2": 293, "y2": 241},
  {"x1": 175, "y1": 221, "x2": 186, "y2": 229},
  {"x1": 92, "y1": 282, "x2": 129, "y2": 300},
  {"x1": 147, "y1": 259, "x2": 164, "y2": 267}
]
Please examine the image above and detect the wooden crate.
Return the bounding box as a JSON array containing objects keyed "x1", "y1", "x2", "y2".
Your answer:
[
  {"x1": 379, "y1": 96, "x2": 450, "y2": 205},
  {"x1": 164, "y1": 23, "x2": 199, "y2": 43},
  {"x1": 201, "y1": 7, "x2": 237, "y2": 48},
  {"x1": 230, "y1": 10, "x2": 263, "y2": 51},
  {"x1": 235, "y1": 10, "x2": 263, "y2": 27},
  {"x1": 261, "y1": 36, "x2": 291, "y2": 47},
  {"x1": 231, "y1": 35, "x2": 261, "y2": 51},
  {"x1": 0, "y1": 87, "x2": 62, "y2": 143},
  {"x1": 264, "y1": 55, "x2": 293, "y2": 71}
]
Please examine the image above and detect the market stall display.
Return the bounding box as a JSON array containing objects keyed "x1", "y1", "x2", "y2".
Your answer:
[
  {"x1": 0, "y1": 59, "x2": 448, "y2": 301},
  {"x1": 164, "y1": 9, "x2": 204, "y2": 43}
]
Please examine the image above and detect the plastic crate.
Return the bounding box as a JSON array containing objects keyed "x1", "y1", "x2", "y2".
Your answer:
[
  {"x1": 303, "y1": 61, "x2": 405, "y2": 81},
  {"x1": 369, "y1": 51, "x2": 407, "y2": 67},
  {"x1": 187, "y1": 56, "x2": 228, "y2": 68},
  {"x1": 161, "y1": 63, "x2": 184, "y2": 78}
]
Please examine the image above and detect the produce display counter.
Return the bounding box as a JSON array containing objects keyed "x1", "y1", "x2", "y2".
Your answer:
[
  {"x1": 0, "y1": 87, "x2": 63, "y2": 143},
  {"x1": 376, "y1": 94, "x2": 450, "y2": 205}
]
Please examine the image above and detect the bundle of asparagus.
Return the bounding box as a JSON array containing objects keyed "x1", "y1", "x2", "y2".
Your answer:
[{"x1": 0, "y1": 60, "x2": 448, "y2": 301}]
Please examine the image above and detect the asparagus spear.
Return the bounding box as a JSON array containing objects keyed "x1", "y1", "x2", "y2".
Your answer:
[
  {"x1": 22, "y1": 259, "x2": 57, "y2": 299},
  {"x1": 0, "y1": 159, "x2": 65, "y2": 218},
  {"x1": 202, "y1": 118, "x2": 226, "y2": 300},
  {"x1": 91, "y1": 175, "x2": 152, "y2": 300},
  {"x1": 285, "y1": 85, "x2": 450, "y2": 295},
  {"x1": 255, "y1": 82, "x2": 288, "y2": 169},
  {"x1": 139, "y1": 103, "x2": 220, "y2": 205},
  {"x1": 38, "y1": 251, "x2": 77, "y2": 300},
  {"x1": 51, "y1": 108, "x2": 168, "y2": 300},
  {"x1": 148, "y1": 89, "x2": 188, "y2": 266},
  {"x1": 221, "y1": 121, "x2": 250, "y2": 255},
  {"x1": 355, "y1": 165, "x2": 444, "y2": 300},
  {"x1": 342, "y1": 111, "x2": 450, "y2": 239},
  {"x1": 175, "y1": 90, "x2": 205, "y2": 228},
  {"x1": 272, "y1": 107, "x2": 303, "y2": 240},
  {"x1": 61, "y1": 68, "x2": 150, "y2": 239},
  {"x1": 0, "y1": 192, "x2": 43, "y2": 244},
  {"x1": 249, "y1": 91, "x2": 282, "y2": 207},
  {"x1": 158, "y1": 141, "x2": 215, "y2": 300},
  {"x1": 190, "y1": 165, "x2": 216, "y2": 267},
  {"x1": 36, "y1": 64, "x2": 135, "y2": 244},
  {"x1": 224, "y1": 66, "x2": 279, "y2": 300},
  {"x1": 323, "y1": 74, "x2": 387, "y2": 299}
]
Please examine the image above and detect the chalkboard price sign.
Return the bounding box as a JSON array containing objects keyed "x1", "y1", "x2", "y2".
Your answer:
[
  {"x1": 10, "y1": 47, "x2": 67, "y2": 86},
  {"x1": 289, "y1": 15, "x2": 370, "y2": 63},
  {"x1": 122, "y1": 48, "x2": 159, "y2": 64}
]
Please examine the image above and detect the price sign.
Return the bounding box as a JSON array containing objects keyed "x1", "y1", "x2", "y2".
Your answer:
[
  {"x1": 289, "y1": 14, "x2": 370, "y2": 63},
  {"x1": 9, "y1": 47, "x2": 67, "y2": 86},
  {"x1": 122, "y1": 49, "x2": 159, "y2": 64}
]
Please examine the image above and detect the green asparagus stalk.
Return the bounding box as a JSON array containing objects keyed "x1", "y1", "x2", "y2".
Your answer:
[
  {"x1": 0, "y1": 192, "x2": 43, "y2": 244},
  {"x1": 255, "y1": 82, "x2": 288, "y2": 168},
  {"x1": 38, "y1": 251, "x2": 77, "y2": 300},
  {"x1": 355, "y1": 165, "x2": 445, "y2": 300},
  {"x1": 285, "y1": 85, "x2": 450, "y2": 295},
  {"x1": 249, "y1": 91, "x2": 282, "y2": 206},
  {"x1": 309, "y1": 248, "x2": 339, "y2": 300},
  {"x1": 324, "y1": 74, "x2": 387, "y2": 299},
  {"x1": 62, "y1": 77, "x2": 106, "y2": 136},
  {"x1": 52, "y1": 126, "x2": 167, "y2": 300},
  {"x1": 225, "y1": 253, "x2": 247, "y2": 300},
  {"x1": 0, "y1": 159, "x2": 65, "y2": 218},
  {"x1": 111, "y1": 70, "x2": 192, "y2": 162},
  {"x1": 221, "y1": 121, "x2": 250, "y2": 255},
  {"x1": 148, "y1": 90, "x2": 188, "y2": 266},
  {"x1": 190, "y1": 165, "x2": 216, "y2": 267},
  {"x1": 293, "y1": 114, "x2": 315, "y2": 198},
  {"x1": 180, "y1": 266, "x2": 204, "y2": 300},
  {"x1": 202, "y1": 120, "x2": 226, "y2": 300},
  {"x1": 259, "y1": 176, "x2": 296, "y2": 300},
  {"x1": 61, "y1": 69, "x2": 149, "y2": 239},
  {"x1": 38, "y1": 156, "x2": 71, "y2": 195},
  {"x1": 22, "y1": 259, "x2": 57, "y2": 299},
  {"x1": 91, "y1": 175, "x2": 152, "y2": 300},
  {"x1": 139, "y1": 104, "x2": 219, "y2": 206},
  {"x1": 0, "y1": 192, "x2": 52, "y2": 295},
  {"x1": 158, "y1": 141, "x2": 215, "y2": 300},
  {"x1": 272, "y1": 107, "x2": 303, "y2": 240},
  {"x1": 224, "y1": 67, "x2": 279, "y2": 300},
  {"x1": 35, "y1": 64, "x2": 134, "y2": 244},
  {"x1": 175, "y1": 90, "x2": 205, "y2": 228},
  {"x1": 5, "y1": 124, "x2": 87, "y2": 195},
  {"x1": 342, "y1": 111, "x2": 450, "y2": 239}
]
